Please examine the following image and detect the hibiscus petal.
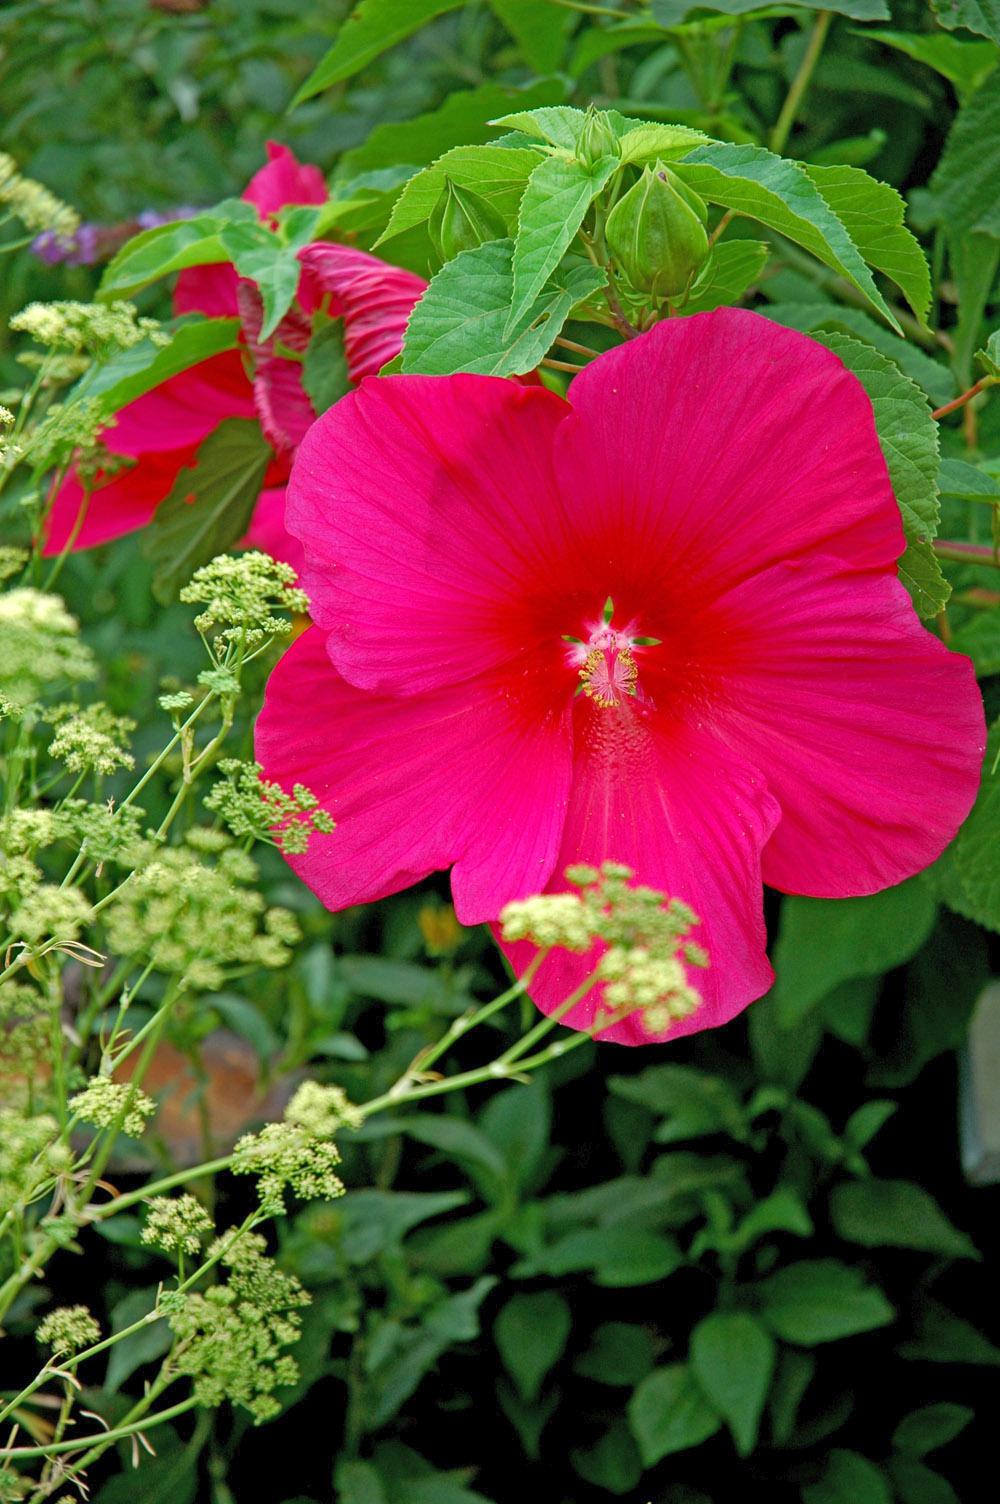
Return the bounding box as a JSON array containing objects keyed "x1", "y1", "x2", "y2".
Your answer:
[
  {"x1": 236, "y1": 283, "x2": 315, "y2": 452},
  {"x1": 254, "y1": 627, "x2": 573, "y2": 923},
  {"x1": 286, "y1": 374, "x2": 575, "y2": 694},
  {"x1": 700, "y1": 559, "x2": 986, "y2": 896},
  {"x1": 554, "y1": 308, "x2": 904, "y2": 612},
  {"x1": 173, "y1": 262, "x2": 240, "y2": 320},
  {"x1": 45, "y1": 445, "x2": 197, "y2": 553},
  {"x1": 496, "y1": 702, "x2": 780, "y2": 1047},
  {"x1": 243, "y1": 141, "x2": 327, "y2": 218},
  {"x1": 299, "y1": 243, "x2": 426, "y2": 380},
  {"x1": 106, "y1": 352, "x2": 255, "y2": 453}
]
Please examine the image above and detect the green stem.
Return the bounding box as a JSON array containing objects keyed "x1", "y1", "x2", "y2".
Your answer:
[
  {"x1": 769, "y1": 11, "x2": 833, "y2": 155},
  {"x1": 0, "y1": 1396, "x2": 197, "y2": 1462}
]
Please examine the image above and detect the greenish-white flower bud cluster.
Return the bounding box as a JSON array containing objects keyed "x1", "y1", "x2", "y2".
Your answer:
[
  {"x1": 102, "y1": 838, "x2": 299, "y2": 986},
  {"x1": 69, "y1": 1076, "x2": 157, "y2": 1138},
  {"x1": 284, "y1": 1080, "x2": 363, "y2": 1137},
  {"x1": 0, "y1": 1109, "x2": 71, "y2": 1218},
  {"x1": 36, "y1": 1304, "x2": 101, "y2": 1355},
  {"x1": 47, "y1": 702, "x2": 135, "y2": 776},
  {"x1": 205, "y1": 758, "x2": 335, "y2": 855},
  {"x1": 141, "y1": 1193, "x2": 215, "y2": 1258},
  {"x1": 0, "y1": 589, "x2": 95, "y2": 707},
  {"x1": 10, "y1": 299, "x2": 165, "y2": 357},
  {"x1": 499, "y1": 862, "x2": 708, "y2": 1034},
  {"x1": 180, "y1": 551, "x2": 308, "y2": 647},
  {"x1": 165, "y1": 1231, "x2": 310, "y2": 1424},
  {"x1": 0, "y1": 153, "x2": 79, "y2": 240}
]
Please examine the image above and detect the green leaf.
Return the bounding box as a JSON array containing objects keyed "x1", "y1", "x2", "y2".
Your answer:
[
  {"x1": 931, "y1": 0, "x2": 1000, "y2": 46},
  {"x1": 978, "y1": 327, "x2": 1000, "y2": 377},
  {"x1": 864, "y1": 29, "x2": 998, "y2": 97},
  {"x1": 950, "y1": 611, "x2": 1000, "y2": 678},
  {"x1": 929, "y1": 72, "x2": 1000, "y2": 238},
  {"x1": 303, "y1": 320, "x2": 351, "y2": 417},
  {"x1": 609, "y1": 1064, "x2": 749, "y2": 1141},
  {"x1": 292, "y1": 0, "x2": 463, "y2": 106},
  {"x1": 494, "y1": 1291, "x2": 571, "y2": 1402},
  {"x1": 889, "y1": 1457, "x2": 961, "y2": 1504},
  {"x1": 402, "y1": 239, "x2": 606, "y2": 376},
  {"x1": 574, "y1": 1322, "x2": 657, "y2": 1387},
  {"x1": 92, "y1": 1431, "x2": 198, "y2": 1504},
  {"x1": 378, "y1": 145, "x2": 543, "y2": 248},
  {"x1": 843, "y1": 1100, "x2": 896, "y2": 1150},
  {"x1": 340, "y1": 80, "x2": 565, "y2": 178},
  {"x1": 218, "y1": 221, "x2": 300, "y2": 340},
  {"x1": 900, "y1": 1297, "x2": 1000, "y2": 1365},
  {"x1": 674, "y1": 143, "x2": 902, "y2": 331},
  {"x1": 490, "y1": 103, "x2": 588, "y2": 150},
  {"x1": 681, "y1": 239, "x2": 769, "y2": 314},
  {"x1": 761, "y1": 301, "x2": 955, "y2": 406},
  {"x1": 336, "y1": 1190, "x2": 469, "y2": 1263},
  {"x1": 337, "y1": 1461, "x2": 388, "y2": 1504},
  {"x1": 99, "y1": 199, "x2": 255, "y2": 299},
  {"x1": 803, "y1": 164, "x2": 931, "y2": 323},
  {"x1": 771, "y1": 879, "x2": 938, "y2": 1025},
  {"x1": 898, "y1": 540, "x2": 951, "y2": 619},
  {"x1": 893, "y1": 1403, "x2": 974, "y2": 1457},
  {"x1": 478, "y1": 1079, "x2": 550, "y2": 1191},
  {"x1": 812, "y1": 331, "x2": 940, "y2": 542},
  {"x1": 830, "y1": 1179, "x2": 979, "y2": 1260},
  {"x1": 615, "y1": 121, "x2": 709, "y2": 165},
  {"x1": 104, "y1": 1288, "x2": 171, "y2": 1394},
  {"x1": 515, "y1": 1225, "x2": 682, "y2": 1285},
  {"x1": 143, "y1": 419, "x2": 271, "y2": 603},
  {"x1": 489, "y1": 0, "x2": 571, "y2": 71},
  {"x1": 72, "y1": 317, "x2": 241, "y2": 419},
  {"x1": 757, "y1": 1259, "x2": 894, "y2": 1345},
  {"x1": 653, "y1": 0, "x2": 889, "y2": 18},
  {"x1": 690, "y1": 1313, "x2": 775, "y2": 1456},
  {"x1": 571, "y1": 1420, "x2": 643, "y2": 1496},
  {"x1": 628, "y1": 1363, "x2": 722, "y2": 1465},
  {"x1": 507, "y1": 155, "x2": 617, "y2": 333},
  {"x1": 947, "y1": 716, "x2": 1000, "y2": 931},
  {"x1": 769, "y1": 1349, "x2": 816, "y2": 1446},
  {"x1": 802, "y1": 1450, "x2": 893, "y2": 1504}
]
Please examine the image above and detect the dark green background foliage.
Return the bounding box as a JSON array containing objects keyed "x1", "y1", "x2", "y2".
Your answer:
[{"x1": 2, "y1": 2, "x2": 1000, "y2": 1501}]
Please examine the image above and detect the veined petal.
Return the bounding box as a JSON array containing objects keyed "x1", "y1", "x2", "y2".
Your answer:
[
  {"x1": 496, "y1": 701, "x2": 780, "y2": 1046},
  {"x1": 286, "y1": 374, "x2": 575, "y2": 694},
  {"x1": 553, "y1": 308, "x2": 904, "y2": 613},
  {"x1": 44, "y1": 444, "x2": 197, "y2": 553},
  {"x1": 254, "y1": 627, "x2": 573, "y2": 924},
  {"x1": 701, "y1": 559, "x2": 986, "y2": 895},
  {"x1": 107, "y1": 352, "x2": 255, "y2": 453},
  {"x1": 299, "y1": 243, "x2": 426, "y2": 380},
  {"x1": 243, "y1": 141, "x2": 327, "y2": 218}
]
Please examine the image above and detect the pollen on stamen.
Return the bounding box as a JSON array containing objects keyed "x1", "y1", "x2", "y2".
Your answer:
[{"x1": 579, "y1": 641, "x2": 639, "y2": 708}]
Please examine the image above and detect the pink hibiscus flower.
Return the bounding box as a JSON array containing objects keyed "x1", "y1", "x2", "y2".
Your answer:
[
  {"x1": 44, "y1": 144, "x2": 426, "y2": 566},
  {"x1": 255, "y1": 308, "x2": 985, "y2": 1045}
]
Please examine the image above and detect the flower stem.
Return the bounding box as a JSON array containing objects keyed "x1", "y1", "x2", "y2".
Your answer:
[
  {"x1": 931, "y1": 376, "x2": 999, "y2": 421},
  {"x1": 769, "y1": 11, "x2": 833, "y2": 156},
  {"x1": 0, "y1": 1396, "x2": 198, "y2": 1461},
  {"x1": 933, "y1": 539, "x2": 1000, "y2": 566}
]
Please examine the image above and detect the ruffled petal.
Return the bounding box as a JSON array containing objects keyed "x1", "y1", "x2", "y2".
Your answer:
[
  {"x1": 254, "y1": 627, "x2": 573, "y2": 923},
  {"x1": 236, "y1": 283, "x2": 315, "y2": 452},
  {"x1": 553, "y1": 309, "x2": 904, "y2": 613},
  {"x1": 696, "y1": 559, "x2": 986, "y2": 895},
  {"x1": 496, "y1": 699, "x2": 780, "y2": 1046},
  {"x1": 286, "y1": 374, "x2": 576, "y2": 694},
  {"x1": 299, "y1": 243, "x2": 426, "y2": 380}
]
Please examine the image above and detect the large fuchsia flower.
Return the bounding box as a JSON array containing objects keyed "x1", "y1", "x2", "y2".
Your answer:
[
  {"x1": 44, "y1": 144, "x2": 426, "y2": 565},
  {"x1": 255, "y1": 309, "x2": 985, "y2": 1045}
]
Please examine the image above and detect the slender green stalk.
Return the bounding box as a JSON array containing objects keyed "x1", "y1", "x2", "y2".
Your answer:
[
  {"x1": 0, "y1": 1396, "x2": 198, "y2": 1461},
  {"x1": 769, "y1": 11, "x2": 833, "y2": 155}
]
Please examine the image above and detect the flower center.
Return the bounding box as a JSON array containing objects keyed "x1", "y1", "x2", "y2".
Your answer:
[
  {"x1": 579, "y1": 629, "x2": 639, "y2": 708},
  {"x1": 567, "y1": 602, "x2": 656, "y2": 710}
]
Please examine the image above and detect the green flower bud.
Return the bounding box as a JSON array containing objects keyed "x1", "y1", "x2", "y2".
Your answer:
[
  {"x1": 576, "y1": 106, "x2": 620, "y2": 169},
  {"x1": 428, "y1": 177, "x2": 507, "y2": 262},
  {"x1": 605, "y1": 163, "x2": 710, "y2": 300}
]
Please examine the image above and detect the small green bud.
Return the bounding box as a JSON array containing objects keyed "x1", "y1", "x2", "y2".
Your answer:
[
  {"x1": 605, "y1": 163, "x2": 710, "y2": 300},
  {"x1": 576, "y1": 106, "x2": 620, "y2": 169},
  {"x1": 428, "y1": 178, "x2": 507, "y2": 261}
]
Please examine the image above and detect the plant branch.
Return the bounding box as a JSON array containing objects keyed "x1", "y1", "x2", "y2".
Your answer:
[{"x1": 770, "y1": 11, "x2": 833, "y2": 156}]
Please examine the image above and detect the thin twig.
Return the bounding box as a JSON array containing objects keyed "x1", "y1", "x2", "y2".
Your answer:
[{"x1": 770, "y1": 11, "x2": 833, "y2": 155}]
